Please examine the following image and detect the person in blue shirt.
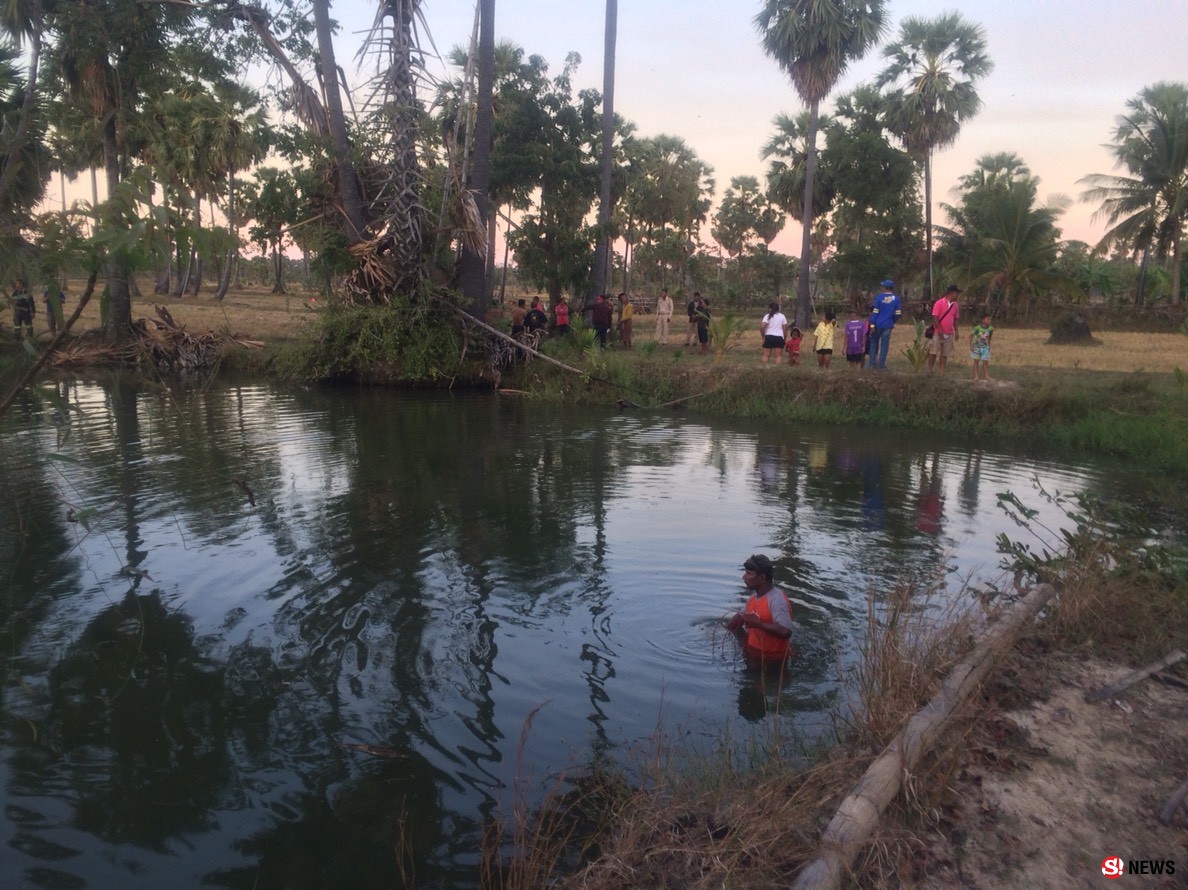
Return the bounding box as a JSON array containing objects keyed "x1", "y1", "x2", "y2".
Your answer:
[{"x1": 867, "y1": 279, "x2": 901, "y2": 370}]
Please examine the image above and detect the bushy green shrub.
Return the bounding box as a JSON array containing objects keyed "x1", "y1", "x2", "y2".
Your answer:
[{"x1": 309, "y1": 286, "x2": 470, "y2": 382}]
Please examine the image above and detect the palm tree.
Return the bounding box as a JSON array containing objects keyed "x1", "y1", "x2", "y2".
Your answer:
[
  {"x1": 877, "y1": 12, "x2": 993, "y2": 301},
  {"x1": 762, "y1": 110, "x2": 836, "y2": 227},
  {"x1": 755, "y1": 0, "x2": 886, "y2": 328},
  {"x1": 207, "y1": 83, "x2": 270, "y2": 300},
  {"x1": 939, "y1": 175, "x2": 1080, "y2": 316},
  {"x1": 457, "y1": 0, "x2": 493, "y2": 317},
  {"x1": 956, "y1": 151, "x2": 1030, "y2": 192},
  {"x1": 1079, "y1": 82, "x2": 1188, "y2": 306},
  {"x1": 588, "y1": 0, "x2": 617, "y2": 303}
]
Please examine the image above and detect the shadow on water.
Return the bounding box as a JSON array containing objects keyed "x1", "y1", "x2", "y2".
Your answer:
[{"x1": 1, "y1": 378, "x2": 1177, "y2": 887}]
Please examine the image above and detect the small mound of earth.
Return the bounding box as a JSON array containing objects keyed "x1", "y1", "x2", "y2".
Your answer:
[
  {"x1": 919, "y1": 652, "x2": 1188, "y2": 888},
  {"x1": 1048, "y1": 313, "x2": 1099, "y2": 345}
]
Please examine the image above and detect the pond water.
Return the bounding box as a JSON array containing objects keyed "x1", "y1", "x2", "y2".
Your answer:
[{"x1": 0, "y1": 378, "x2": 1155, "y2": 887}]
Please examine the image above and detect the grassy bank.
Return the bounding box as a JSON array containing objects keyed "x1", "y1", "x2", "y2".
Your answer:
[
  {"x1": 498, "y1": 349, "x2": 1188, "y2": 475},
  {"x1": 5, "y1": 287, "x2": 1188, "y2": 472}
]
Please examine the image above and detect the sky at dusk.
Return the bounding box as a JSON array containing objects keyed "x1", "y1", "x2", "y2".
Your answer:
[{"x1": 336, "y1": 0, "x2": 1188, "y2": 263}]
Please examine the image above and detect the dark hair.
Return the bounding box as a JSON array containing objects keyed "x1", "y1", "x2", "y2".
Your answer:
[
  {"x1": 768, "y1": 301, "x2": 780, "y2": 314},
  {"x1": 743, "y1": 554, "x2": 775, "y2": 581},
  {"x1": 824, "y1": 310, "x2": 836, "y2": 322}
]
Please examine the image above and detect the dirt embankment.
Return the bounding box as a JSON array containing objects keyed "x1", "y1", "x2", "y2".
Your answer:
[{"x1": 917, "y1": 648, "x2": 1188, "y2": 889}]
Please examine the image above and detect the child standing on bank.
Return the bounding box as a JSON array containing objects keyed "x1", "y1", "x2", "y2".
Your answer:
[
  {"x1": 969, "y1": 313, "x2": 994, "y2": 381},
  {"x1": 785, "y1": 326, "x2": 802, "y2": 366},
  {"x1": 842, "y1": 309, "x2": 867, "y2": 370},
  {"x1": 813, "y1": 311, "x2": 836, "y2": 369}
]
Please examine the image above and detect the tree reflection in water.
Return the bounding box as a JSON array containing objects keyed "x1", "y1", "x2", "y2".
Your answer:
[{"x1": 0, "y1": 379, "x2": 1130, "y2": 887}]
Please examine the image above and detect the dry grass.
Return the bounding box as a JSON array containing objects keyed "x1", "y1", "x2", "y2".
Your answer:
[
  {"x1": 28, "y1": 281, "x2": 1188, "y2": 374},
  {"x1": 32, "y1": 277, "x2": 320, "y2": 344},
  {"x1": 635, "y1": 324, "x2": 1188, "y2": 375}
]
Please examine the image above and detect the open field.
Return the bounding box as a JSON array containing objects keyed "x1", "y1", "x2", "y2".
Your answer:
[{"x1": 18, "y1": 281, "x2": 1188, "y2": 376}]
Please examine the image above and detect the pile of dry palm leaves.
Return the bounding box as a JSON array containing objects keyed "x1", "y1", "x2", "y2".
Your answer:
[{"x1": 49, "y1": 306, "x2": 263, "y2": 372}]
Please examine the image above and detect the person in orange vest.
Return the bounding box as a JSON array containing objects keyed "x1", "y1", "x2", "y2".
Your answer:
[{"x1": 725, "y1": 554, "x2": 793, "y2": 667}]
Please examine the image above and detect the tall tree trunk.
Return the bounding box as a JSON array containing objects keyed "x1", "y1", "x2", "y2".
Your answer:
[
  {"x1": 312, "y1": 0, "x2": 366, "y2": 244},
  {"x1": 215, "y1": 168, "x2": 236, "y2": 300},
  {"x1": 457, "y1": 0, "x2": 494, "y2": 317},
  {"x1": 924, "y1": 150, "x2": 934, "y2": 302},
  {"x1": 189, "y1": 195, "x2": 203, "y2": 295},
  {"x1": 379, "y1": 0, "x2": 425, "y2": 297},
  {"x1": 1135, "y1": 249, "x2": 1149, "y2": 307},
  {"x1": 1171, "y1": 231, "x2": 1182, "y2": 306},
  {"x1": 484, "y1": 209, "x2": 497, "y2": 298},
  {"x1": 587, "y1": 0, "x2": 617, "y2": 303},
  {"x1": 793, "y1": 97, "x2": 820, "y2": 330},
  {"x1": 272, "y1": 242, "x2": 285, "y2": 294},
  {"x1": 498, "y1": 211, "x2": 511, "y2": 304},
  {"x1": 102, "y1": 115, "x2": 132, "y2": 337}
]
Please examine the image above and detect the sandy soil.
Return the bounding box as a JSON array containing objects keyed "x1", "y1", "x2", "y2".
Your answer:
[{"x1": 917, "y1": 648, "x2": 1188, "y2": 889}]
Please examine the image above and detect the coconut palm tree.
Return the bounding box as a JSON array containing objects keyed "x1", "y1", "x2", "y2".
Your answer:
[
  {"x1": 755, "y1": 0, "x2": 886, "y2": 328},
  {"x1": 939, "y1": 173, "x2": 1080, "y2": 316},
  {"x1": 876, "y1": 12, "x2": 993, "y2": 301},
  {"x1": 1079, "y1": 82, "x2": 1188, "y2": 306}
]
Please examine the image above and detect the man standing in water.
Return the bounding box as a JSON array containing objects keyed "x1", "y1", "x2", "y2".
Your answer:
[{"x1": 726, "y1": 554, "x2": 792, "y2": 667}]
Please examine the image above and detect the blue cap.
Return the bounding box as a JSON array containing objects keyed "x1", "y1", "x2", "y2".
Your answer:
[{"x1": 881, "y1": 279, "x2": 894, "y2": 288}]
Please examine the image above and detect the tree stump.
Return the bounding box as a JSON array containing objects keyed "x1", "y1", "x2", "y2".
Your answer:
[{"x1": 1048, "y1": 312, "x2": 1098, "y2": 345}]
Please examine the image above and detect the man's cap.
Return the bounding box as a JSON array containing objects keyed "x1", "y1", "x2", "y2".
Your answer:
[
  {"x1": 743, "y1": 554, "x2": 775, "y2": 578},
  {"x1": 945, "y1": 284, "x2": 963, "y2": 294},
  {"x1": 881, "y1": 279, "x2": 894, "y2": 288}
]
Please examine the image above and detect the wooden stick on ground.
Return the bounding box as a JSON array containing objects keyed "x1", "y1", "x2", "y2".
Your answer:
[
  {"x1": 792, "y1": 583, "x2": 1058, "y2": 890},
  {"x1": 1158, "y1": 777, "x2": 1188, "y2": 825},
  {"x1": 1084, "y1": 649, "x2": 1186, "y2": 703}
]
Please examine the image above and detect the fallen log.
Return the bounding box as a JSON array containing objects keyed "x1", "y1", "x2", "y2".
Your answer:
[
  {"x1": 1085, "y1": 649, "x2": 1186, "y2": 704},
  {"x1": 792, "y1": 584, "x2": 1057, "y2": 890}
]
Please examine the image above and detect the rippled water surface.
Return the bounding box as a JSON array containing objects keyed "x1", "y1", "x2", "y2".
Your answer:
[{"x1": 0, "y1": 379, "x2": 1154, "y2": 887}]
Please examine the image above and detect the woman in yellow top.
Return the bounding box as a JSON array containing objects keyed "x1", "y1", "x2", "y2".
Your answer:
[
  {"x1": 813, "y1": 310, "x2": 836, "y2": 369},
  {"x1": 617, "y1": 292, "x2": 634, "y2": 348}
]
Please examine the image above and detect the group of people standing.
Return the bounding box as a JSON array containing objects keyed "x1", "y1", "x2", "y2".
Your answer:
[
  {"x1": 506, "y1": 278, "x2": 994, "y2": 379},
  {"x1": 757, "y1": 279, "x2": 995, "y2": 378},
  {"x1": 7, "y1": 279, "x2": 65, "y2": 340}
]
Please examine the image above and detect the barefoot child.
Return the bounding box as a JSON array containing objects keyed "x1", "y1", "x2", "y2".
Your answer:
[
  {"x1": 785, "y1": 326, "x2": 802, "y2": 366},
  {"x1": 969, "y1": 313, "x2": 994, "y2": 380},
  {"x1": 813, "y1": 311, "x2": 836, "y2": 369}
]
